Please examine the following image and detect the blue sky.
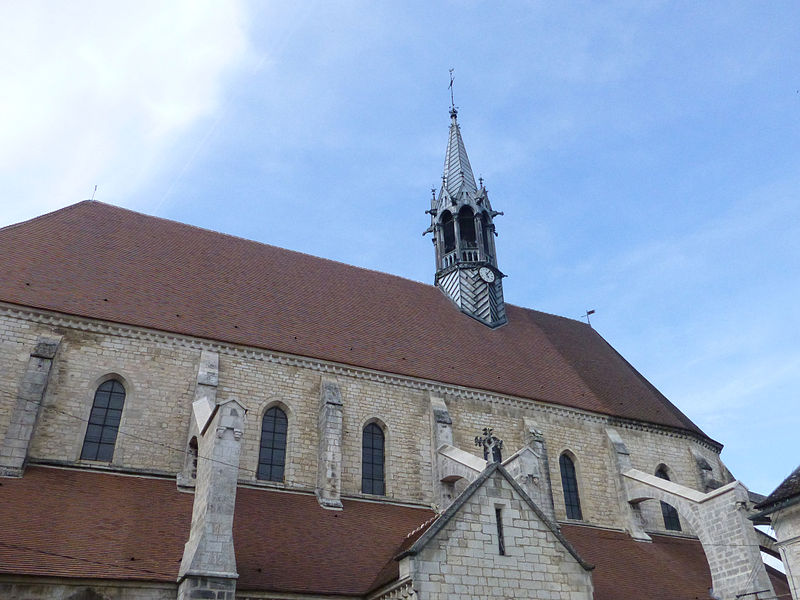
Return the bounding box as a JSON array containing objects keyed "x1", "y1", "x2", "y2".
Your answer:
[{"x1": 2, "y1": 1, "x2": 799, "y2": 496}]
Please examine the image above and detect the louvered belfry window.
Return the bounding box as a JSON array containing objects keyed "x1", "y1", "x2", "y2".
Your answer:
[
  {"x1": 559, "y1": 453, "x2": 583, "y2": 520},
  {"x1": 80, "y1": 379, "x2": 126, "y2": 461},
  {"x1": 257, "y1": 407, "x2": 288, "y2": 482},
  {"x1": 361, "y1": 423, "x2": 385, "y2": 495},
  {"x1": 656, "y1": 467, "x2": 682, "y2": 531}
]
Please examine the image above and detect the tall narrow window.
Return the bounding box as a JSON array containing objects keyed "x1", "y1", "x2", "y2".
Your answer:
[
  {"x1": 458, "y1": 206, "x2": 476, "y2": 246},
  {"x1": 495, "y1": 507, "x2": 506, "y2": 555},
  {"x1": 559, "y1": 452, "x2": 583, "y2": 520},
  {"x1": 362, "y1": 422, "x2": 385, "y2": 495},
  {"x1": 481, "y1": 213, "x2": 492, "y2": 257},
  {"x1": 441, "y1": 211, "x2": 455, "y2": 253},
  {"x1": 257, "y1": 407, "x2": 287, "y2": 482},
  {"x1": 188, "y1": 437, "x2": 199, "y2": 479},
  {"x1": 656, "y1": 466, "x2": 682, "y2": 531},
  {"x1": 80, "y1": 379, "x2": 125, "y2": 461}
]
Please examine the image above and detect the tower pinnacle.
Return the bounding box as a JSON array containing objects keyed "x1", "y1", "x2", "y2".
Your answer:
[{"x1": 424, "y1": 107, "x2": 507, "y2": 328}]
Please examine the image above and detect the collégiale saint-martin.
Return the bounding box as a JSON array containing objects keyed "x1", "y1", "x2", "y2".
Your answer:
[{"x1": 0, "y1": 106, "x2": 793, "y2": 600}]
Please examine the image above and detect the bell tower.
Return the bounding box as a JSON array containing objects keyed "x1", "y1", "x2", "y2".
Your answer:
[{"x1": 425, "y1": 107, "x2": 507, "y2": 327}]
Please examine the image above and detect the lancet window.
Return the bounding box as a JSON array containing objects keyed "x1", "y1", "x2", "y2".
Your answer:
[
  {"x1": 80, "y1": 379, "x2": 126, "y2": 462},
  {"x1": 361, "y1": 422, "x2": 385, "y2": 495},
  {"x1": 656, "y1": 466, "x2": 682, "y2": 531},
  {"x1": 257, "y1": 406, "x2": 288, "y2": 482},
  {"x1": 559, "y1": 452, "x2": 583, "y2": 520}
]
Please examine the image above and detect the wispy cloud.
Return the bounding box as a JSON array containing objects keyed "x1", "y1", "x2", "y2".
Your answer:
[{"x1": 0, "y1": 0, "x2": 250, "y2": 225}]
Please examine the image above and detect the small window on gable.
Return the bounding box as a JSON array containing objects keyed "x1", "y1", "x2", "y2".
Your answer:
[
  {"x1": 80, "y1": 379, "x2": 125, "y2": 462},
  {"x1": 362, "y1": 422, "x2": 385, "y2": 495},
  {"x1": 559, "y1": 452, "x2": 583, "y2": 520},
  {"x1": 656, "y1": 466, "x2": 682, "y2": 531},
  {"x1": 258, "y1": 406, "x2": 288, "y2": 482}
]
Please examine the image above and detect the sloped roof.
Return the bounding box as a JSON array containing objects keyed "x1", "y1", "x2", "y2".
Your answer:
[
  {"x1": 561, "y1": 524, "x2": 792, "y2": 600},
  {"x1": 440, "y1": 109, "x2": 478, "y2": 199},
  {"x1": 754, "y1": 465, "x2": 800, "y2": 513},
  {"x1": 0, "y1": 466, "x2": 433, "y2": 595},
  {"x1": 2, "y1": 467, "x2": 788, "y2": 599},
  {"x1": 0, "y1": 201, "x2": 708, "y2": 438}
]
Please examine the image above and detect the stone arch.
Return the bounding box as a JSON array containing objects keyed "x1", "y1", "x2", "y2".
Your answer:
[
  {"x1": 626, "y1": 482, "x2": 703, "y2": 534},
  {"x1": 624, "y1": 471, "x2": 773, "y2": 600}
]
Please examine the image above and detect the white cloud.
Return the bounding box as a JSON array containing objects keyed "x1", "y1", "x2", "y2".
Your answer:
[{"x1": 0, "y1": 0, "x2": 250, "y2": 225}]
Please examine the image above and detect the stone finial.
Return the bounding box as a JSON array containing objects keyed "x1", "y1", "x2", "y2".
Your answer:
[{"x1": 475, "y1": 427, "x2": 503, "y2": 463}]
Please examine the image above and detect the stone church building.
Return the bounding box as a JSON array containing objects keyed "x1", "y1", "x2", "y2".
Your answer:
[{"x1": 0, "y1": 109, "x2": 791, "y2": 600}]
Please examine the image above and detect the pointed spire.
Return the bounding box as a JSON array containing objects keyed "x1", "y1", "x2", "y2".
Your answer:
[{"x1": 441, "y1": 108, "x2": 478, "y2": 200}]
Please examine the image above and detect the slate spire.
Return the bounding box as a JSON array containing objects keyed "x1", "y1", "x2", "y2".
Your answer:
[
  {"x1": 425, "y1": 108, "x2": 507, "y2": 328},
  {"x1": 441, "y1": 108, "x2": 478, "y2": 201}
]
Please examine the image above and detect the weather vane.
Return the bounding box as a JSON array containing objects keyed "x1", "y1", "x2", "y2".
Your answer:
[{"x1": 449, "y1": 68, "x2": 456, "y2": 112}]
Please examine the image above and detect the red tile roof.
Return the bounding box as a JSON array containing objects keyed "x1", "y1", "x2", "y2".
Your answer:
[
  {"x1": 0, "y1": 201, "x2": 708, "y2": 439},
  {"x1": 561, "y1": 524, "x2": 791, "y2": 600},
  {"x1": 233, "y1": 486, "x2": 434, "y2": 595},
  {"x1": 754, "y1": 464, "x2": 800, "y2": 512},
  {"x1": 1, "y1": 468, "x2": 789, "y2": 598},
  {"x1": 0, "y1": 466, "x2": 433, "y2": 595},
  {"x1": 0, "y1": 466, "x2": 191, "y2": 582}
]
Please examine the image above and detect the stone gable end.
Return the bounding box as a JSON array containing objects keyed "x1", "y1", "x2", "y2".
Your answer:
[{"x1": 410, "y1": 469, "x2": 593, "y2": 599}]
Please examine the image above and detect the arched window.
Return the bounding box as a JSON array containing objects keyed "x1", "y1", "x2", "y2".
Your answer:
[
  {"x1": 441, "y1": 211, "x2": 455, "y2": 253},
  {"x1": 257, "y1": 406, "x2": 287, "y2": 482},
  {"x1": 656, "y1": 466, "x2": 682, "y2": 531},
  {"x1": 559, "y1": 452, "x2": 583, "y2": 520},
  {"x1": 481, "y1": 212, "x2": 492, "y2": 256},
  {"x1": 362, "y1": 422, "x2": 385, "y2": 495},
  {"x1": 458, "y1": 206, "x2": 476, "y2": 246},
  {"x1": 80, "y1": 379, "x2": 126, "y2": 461},
  {"x1": 188, "y1": 437, "x2": 199, "y2": 479}
]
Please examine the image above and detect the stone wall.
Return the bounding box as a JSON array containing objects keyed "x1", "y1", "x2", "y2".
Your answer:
[
  {"x1": 771, "y1": 503, "x2": 800, "y2": 600},
  {"x1": 409, "y1": 468, "x2": 593, "y2": 599},
  {"x1": 0, "y1": 307, "x2": 728, "y2": 524},
  {"x1": 0, "y1": 579, "x2": 174, "y2": 600}
]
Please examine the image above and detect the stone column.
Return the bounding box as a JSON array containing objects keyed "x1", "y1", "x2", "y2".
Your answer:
[
  {"x1": 0, "y1": 336, "x2": 61, "y2": 478},
  {"x1": 316, "y1": 377, "x2": 344, "y2": 509},
  {"x1": 522, "y1": 418, "x2": 556, "y2": 523},
  {"x1": 605, "y1": 428, "x2": 651, "y2": 541},
  {"x1": 177, "y1": 398, "x2": 246, "y2": 600},
  {"x1": 178, "y1": 350, "x2": 219, "y2": 489},
  {"x1": 772, "y1": 503, "x2": 800, "y2": 600},
  {"x1": 430, "y1": 394, "x2": 454, "y2": 509}
]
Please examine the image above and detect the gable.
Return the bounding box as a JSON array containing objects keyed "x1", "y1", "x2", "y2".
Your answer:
[{"x1": 402, "y1": 465, "x2": 593, "y2": 600}]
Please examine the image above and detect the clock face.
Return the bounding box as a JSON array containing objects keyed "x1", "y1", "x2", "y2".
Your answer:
[{"x1": 479, "y1": 267, "x2": 496, "y2": 283}]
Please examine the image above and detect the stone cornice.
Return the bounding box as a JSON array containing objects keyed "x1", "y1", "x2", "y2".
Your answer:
[{"x1": 0, "y1": 302, "x2": 722, "y2": 453}]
